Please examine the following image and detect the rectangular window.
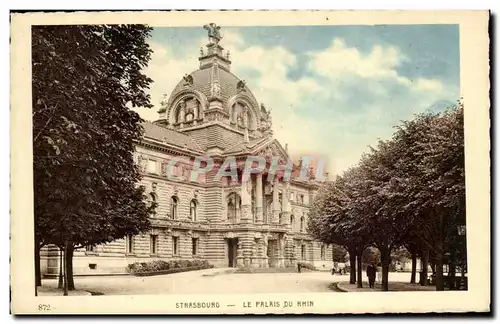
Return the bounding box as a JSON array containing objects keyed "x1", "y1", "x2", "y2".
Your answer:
[
  {"x1": 85, "y1": 245, "x2": 94, "y2": 252},
  {"x1": 300, "y1": 194, "x2": 304, "y2": 204},
  {"x1": 147, "y1": 159, "x2": 157, "y2": 174},
  {"x1": 301, "y1": 245, "x2": 306, "y2": 260},
  {"x1": 126, "y1": 234, "x2": 134, "y2": 254},
  {"x1": 321, "y1": 245, "x2": 326, "y2": 260},
  {"x1": 172, "y1": 236, "x2": 179, "y2": 256},
  {"x1": 150, "y1": 235, "x2": 158, "y2": 255},
  {"x1": 192, "y1": 238, "x2": 198, "y2": 256}
]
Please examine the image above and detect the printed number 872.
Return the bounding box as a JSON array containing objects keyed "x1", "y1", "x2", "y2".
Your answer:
[{"x1": 38, "y1": 304, "x2": 51, "y2": 311}]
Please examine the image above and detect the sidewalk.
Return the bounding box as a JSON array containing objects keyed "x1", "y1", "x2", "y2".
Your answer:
[
  {"x1": 37, "y1": 286, "x2": 92, "y2": 296},
  {"x1": 337, "y1": 281, "x2": 435, "y2": 292}
]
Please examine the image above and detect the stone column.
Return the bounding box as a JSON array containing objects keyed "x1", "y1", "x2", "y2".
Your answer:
[
  {"x1": 179, "y1": 102, "x2": 186, "y2": 128},
  {"x1": 239, "y1": 233, "x2": 253, "y2": 268},
  {"x1": 277, "y1": 236, "x2": 286, "y2": 268},
  {"x1": 231, "y1": 105, "x2": 236, "y2": 124},
  {"x1": 257, "y1": 239, "x2": 264, "y2": 268},
  {"x1": 272, "y1": 177, "x2": 280, "y2": 224},
  {"x1": 196, "y1": 100, "x2": 203, "y2": 120},
  {"x1": 255, "y1": 174, "x2": 263, "y2": 223},
  {"x1": 287, "y1": 236, "x2": 297, "y2": 268},
  {"x1": 240, "y1": 176, "x2": 252, "y2": 224},
  {"x1": 262, "y1": 239, "x2": 269, "y2": 268},
  {"x1": 236, "y1": 240, "x2": 244, "y2": 267}
]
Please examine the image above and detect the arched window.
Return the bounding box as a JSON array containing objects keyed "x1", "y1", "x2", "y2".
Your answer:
[
  {"x1": 170, "y1": 196, "x2": 178, "y2": 219},
  {"x1": 290, "y1": 214, "x2": 295, "y2": 230},
  {"x1": 150, "y1": 193, "x2": 157, "y2": 217},
  {"x1": 300, "y1": 216, "x2": 305, "y2": 232},
  {"x1": 227, "y1": 192, "x2": 241, "y2": 224},
  {"x1": 190, "y1": 199, "x2": 197, "y2": 222}
]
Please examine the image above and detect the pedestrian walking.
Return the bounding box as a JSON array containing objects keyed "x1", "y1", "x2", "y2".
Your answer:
[{"x1": 366, "y1": 262, "x2": 377, "y2": 288}]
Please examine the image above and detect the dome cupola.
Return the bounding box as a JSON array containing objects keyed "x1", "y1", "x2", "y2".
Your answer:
[{"x1": 154, "y1": 24, "x2": 274, "y2": 140}]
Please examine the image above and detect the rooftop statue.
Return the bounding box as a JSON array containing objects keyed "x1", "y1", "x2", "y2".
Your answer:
[
  {"x1": 260, "y1": 103, "x2": 267, "y2": 115},
  {"x1": 203, "y1": 23, "x2": 222, "y2": 44},
  {"x1": 237, "y1": 80, "x2": 246, "y2": 92},
  {"x1": 183, "y1": 74, "x2": 194, "y2": 86}
]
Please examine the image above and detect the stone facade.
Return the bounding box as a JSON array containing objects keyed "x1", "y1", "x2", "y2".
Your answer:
[{"x1": 40, "y1": 24, "x2": 333, "y2": 277}]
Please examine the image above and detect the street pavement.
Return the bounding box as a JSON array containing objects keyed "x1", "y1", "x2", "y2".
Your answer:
[{"x1": 41, "y1": 269, "x2": 416, "y2": 295}]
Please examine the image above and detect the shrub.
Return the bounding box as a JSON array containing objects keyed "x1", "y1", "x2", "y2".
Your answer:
[
  {"x1": 297, "y1": 262, "x2": 317, "y2": 271},
  {"x1": 127, "y1": 259, "x2": 213, "y2": 276}
]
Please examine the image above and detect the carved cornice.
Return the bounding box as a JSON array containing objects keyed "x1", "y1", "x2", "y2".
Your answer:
[{"x1": 137, "y1": 138, "x2": 203, "y2": 156}]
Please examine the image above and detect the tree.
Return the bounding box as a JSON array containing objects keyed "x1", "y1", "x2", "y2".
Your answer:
[
  {"x1": 32, "y1": 25, "x2": 156, "y2": 291},
  {"x1": 344, "y1": 138, "x2": 415, "y2": 291},
  {"x1": 309, "y1": 171, "x2": 372, "y2": 287},
  {"x1": 401, "y1": 231, "x2": 423, "y2": 284},
  {"x1": 309, "y1": 178, "x2": 360, "y2": 284},
  {"x1": 395, "y1": 102, "x2": 465, "y2": 291},
  {"x1": 362, "y1": 247, "x2": 381, "y2": 265},
  {"x1": 309, "y1": 101, "x2": 464, "y2": 292},
  {"x1": 331, "y1": 244, "x2": 348, "y2": 263}
]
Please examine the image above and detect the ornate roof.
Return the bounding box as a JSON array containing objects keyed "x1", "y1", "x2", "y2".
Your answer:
[
  {"x1": 165, "y1": 67, "x2": 259, "y2": 115},
  {"x1": 142, "y1": 121, "x2": 203, "y2": 152},
  {"x1": 154, "y1": 24, "x2": 273, "y2": 140},
  {"x1": 223, "y1": 136, "x2": 270, "y2": 155}
]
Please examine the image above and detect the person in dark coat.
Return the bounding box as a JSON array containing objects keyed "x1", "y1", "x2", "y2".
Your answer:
[{"x1": 366, "y1": 262, "x2": 377, "y2": 288}]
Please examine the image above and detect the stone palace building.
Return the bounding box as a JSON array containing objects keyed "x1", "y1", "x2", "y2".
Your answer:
[{"x1": 41, "y1": 24, "x2": 334, "y2": 276}]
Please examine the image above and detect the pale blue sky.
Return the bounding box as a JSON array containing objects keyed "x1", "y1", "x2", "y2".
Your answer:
[{"x1": 135, "y1": 24, "x2": 460, "y2": 174}]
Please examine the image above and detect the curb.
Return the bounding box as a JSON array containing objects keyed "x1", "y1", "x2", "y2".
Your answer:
[
  {"x1": 334, "y1": 282, "x2": 349, "y2": 292},
  {"x1": 328, "y1": 282, "x2": 347, "y2": 292}
]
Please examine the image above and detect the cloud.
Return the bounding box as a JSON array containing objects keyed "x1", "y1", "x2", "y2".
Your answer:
[
  {"x1": 134, "y1": 28, "x2": 457, "y2": 176},
  {"x1": 308, "y1": 38, "x2": 407, "y2": 80}
]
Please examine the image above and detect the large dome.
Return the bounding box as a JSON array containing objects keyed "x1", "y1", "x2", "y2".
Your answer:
[
  {"x1": 168, "y1": 67, "x2": 259, "y2": 111},
  {"x1": 155, "y1": 24, "x2": 273, "y2": 139}
]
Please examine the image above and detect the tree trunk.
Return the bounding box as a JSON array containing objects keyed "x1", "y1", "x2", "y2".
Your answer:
[
  {"x1": 356, "y1": 254, "x2": 363, "y2": 288},
  {"x1": 434, "y1": 211, "x2": 445, "y2": 291},
  {"x1": 380, "y1": 247, "x2": 391, "y2": 291},
  {"x1": 435, "y1": 239, "x2": 445, "y2": 291},
  {"x1": 63, "y1": 243, "x2": 68, "y2": 296},
  {"x1": 410, "y1": 251, "x2": 417, "y2": 284},
  {"x1": 65, "y1": 244, "x2": 75, "y2": 290},
  {"x1": 58, "y1": 247, "x2": 64, "y2": 289},
  {"x1": 448, "y1": 249, "x2": 457, "y2": 290},
  {"x1": 349, "y1": 252, "x2": 356, "y2": 284},
  {"x1": 34, "y1": 241, "x2": 42, "y2": 287},
  {"x1": 420, "y1": 248, "x2": 429, "y2": 286}
]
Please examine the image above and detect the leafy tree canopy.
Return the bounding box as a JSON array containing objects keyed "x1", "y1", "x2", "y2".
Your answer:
[{"x1": 33, "y1": 25, "x2": 156, "y2": 248}]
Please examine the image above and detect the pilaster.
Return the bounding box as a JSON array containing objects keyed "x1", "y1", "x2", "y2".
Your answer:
[
  {"x1": 255, "y1": 174, "x2": 263, "y2": 223},
  {"x1": 272, "y1": 177, "x2": 280, "y2": 223},
  {"x1": 240, "y1": 177, "x2": 252, "y2": 224},
  {"x1": 281, "y1": 180, "x2": 291, "y2": 226}
]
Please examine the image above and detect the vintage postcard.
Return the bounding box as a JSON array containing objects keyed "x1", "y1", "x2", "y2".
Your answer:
[{"x1": 10, "y1": 10, "x2": 490, "y2": 314}]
